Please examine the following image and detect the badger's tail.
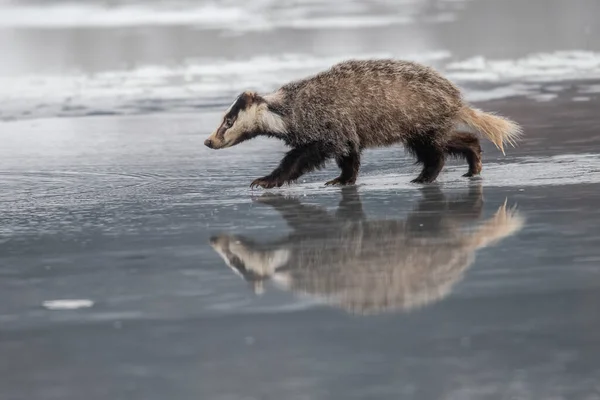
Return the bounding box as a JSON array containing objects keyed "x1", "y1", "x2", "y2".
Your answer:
[{"x1": 454, "y1": 106, "x2": 523, "y2": 155}]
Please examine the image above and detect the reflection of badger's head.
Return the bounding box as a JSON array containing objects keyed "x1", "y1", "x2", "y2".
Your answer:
[
  {"x1": 204, "y1": 91, "x2": 287, "y2": 150},
  {"x1": 209, "y1": 234, "x2": 291, "y2": 294}
]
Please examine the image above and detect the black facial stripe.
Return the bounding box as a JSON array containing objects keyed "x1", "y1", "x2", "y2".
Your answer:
[
  {"x1": 224, "y1": 93, "x2": 250, "y2": 121},
  {"x1": 216, "y1": 93, "x2": 254, "y2": 139},
  {"x1": 227, "y1": 252, "x2": 264, "y2": 281},
  {"x1": 217, "y1": 115, "x2": 236, "y2": 139}
]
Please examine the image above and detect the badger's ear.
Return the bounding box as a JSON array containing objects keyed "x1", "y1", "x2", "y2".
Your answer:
[
  {"x1": 236, "y1": 91, "x2": 252, "y2": 107},
  {"x1": 240, "y1": 91, "x2": 264, "y2": 105}
]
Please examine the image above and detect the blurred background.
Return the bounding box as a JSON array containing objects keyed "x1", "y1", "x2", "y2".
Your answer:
[{"x1": 0, "y1": 0, "x2": 599, "y2": 121}]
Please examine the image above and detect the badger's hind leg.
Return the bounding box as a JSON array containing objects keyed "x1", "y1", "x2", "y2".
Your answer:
[
  {"x1": 250, "y1": 143, "x2": 332, "y2": 189},
  {"x1": 444, "y1": 132, "x2": 482, "y2": 177},
  {"x1": 325, "y1": 148, "x2": 361, "y2": 186},
  {"x1": 406, "y1": 135, "x2": 446, "y2": 184}
]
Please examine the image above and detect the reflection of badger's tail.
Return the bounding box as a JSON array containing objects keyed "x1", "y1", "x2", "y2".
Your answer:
[
  {"x1": 455, "y1": 106, "x2": 523, "y2": 155},
  {"x1": 467, "y1": 199, "x2": 525, "y2": 249}
]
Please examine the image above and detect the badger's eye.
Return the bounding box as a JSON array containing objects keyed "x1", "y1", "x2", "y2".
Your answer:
[{"x1": 224, "y1": 118, "x2": 234, "y2": 129}]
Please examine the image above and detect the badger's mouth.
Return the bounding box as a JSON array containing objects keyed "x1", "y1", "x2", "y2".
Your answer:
[
  {"x1": 214, "y1": 136, "x2": 237, "y2": 149},
  {"x1": 216, "y1": 130, "x2": 260, "y2": 149},
  {"x1": 206, "y1": 137, "x2": 237, "y2": 150},
  {"x1": 205, "y1": 137, "x2": 227, "y2": 150},
  {"x1": 218, "y1": 140, "x2": 237, "y2": 149}
]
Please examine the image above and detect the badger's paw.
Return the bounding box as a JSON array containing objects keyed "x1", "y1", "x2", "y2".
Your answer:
[
  {"x1": 250, "y1": 176, "x2": 284, "y2": 189},
  {"x1": 410, "y1": 177, "x2": 429, "y2": 184},
  {"x1": 325, "y1": 177, "x2": 355, "y2": 186},
  {"x1": 462, "y1": 172, "x2": 483, "y2": 179}
]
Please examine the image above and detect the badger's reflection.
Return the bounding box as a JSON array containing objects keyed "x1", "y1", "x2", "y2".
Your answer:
[{"x1": 210, "y1": 185, "x2": 524, "y2": 315}]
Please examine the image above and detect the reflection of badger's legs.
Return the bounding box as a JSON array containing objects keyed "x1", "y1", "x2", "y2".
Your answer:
[
  {"x1": 253, "y1": 194, "x2": 336, "y2": 232},
  {"x1": 407, "y1": 183, "x2": 484, "y2": 233},
  {"x1": 445, "y1": 183, "x2": 484, "y2": 223},
  {"x1": 335, "y1": 186, "x2": 366, "y2": 221},
  {"x1": 445, "y1": 132, "x2": 483, "y2": 177},
  {"x1": 325, "y1": 147, "x2": 361, "y2": 186},
  {"x1": 251, "y1": 143, "x2": 332, "y2": 189}
]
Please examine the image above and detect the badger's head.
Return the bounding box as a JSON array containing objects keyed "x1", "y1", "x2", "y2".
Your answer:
[{"x1": 204, "y1": 91, "x2": 286, "y2": 150}]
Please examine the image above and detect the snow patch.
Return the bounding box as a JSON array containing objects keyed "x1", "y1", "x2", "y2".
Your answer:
[{"x1": 43, "y1": 299, "x2": 95, "y2": 310}]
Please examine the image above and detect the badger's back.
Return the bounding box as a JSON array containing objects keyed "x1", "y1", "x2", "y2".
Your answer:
[{"x1": 280, "y1": 59, "x2": 464, "y2": 148}]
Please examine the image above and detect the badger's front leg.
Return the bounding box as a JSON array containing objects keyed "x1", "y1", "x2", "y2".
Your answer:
[{"x1": 250, "y1": 143, "x2": 331, "y2": 189}]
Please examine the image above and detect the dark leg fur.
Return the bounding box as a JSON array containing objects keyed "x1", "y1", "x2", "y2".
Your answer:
[
  {"x1": 250, "y1": 143, "x2": 332, "y2": 189},
  {"x1": 444, "y1": 132, "x2": 482, "y2": 177},
  {"x1": 325, "y1": 148, "x2": 361, "y2": 186},
  {"x1": 406, "y1": 136, "x2": 446, "y2": 184}
]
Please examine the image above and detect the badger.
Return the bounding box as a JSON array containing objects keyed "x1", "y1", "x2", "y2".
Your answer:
[
  {"x1": 209, "y1": 185, "x2": 524, "y2": 315},
  {"x1": 204, "y1": 59, "x2": 522, "y2": 188}
]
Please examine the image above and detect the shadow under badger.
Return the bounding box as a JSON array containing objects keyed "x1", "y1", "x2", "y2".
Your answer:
[
  {"x1": 209, "y1": 185, "x2": 524, "y2": 315},
  {"x1": 204, "y1": 59, "x2": 522, "y2": 187}
]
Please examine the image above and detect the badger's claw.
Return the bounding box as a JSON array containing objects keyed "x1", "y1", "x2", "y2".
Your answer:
[
  {"x1": 250, "y1": 176, "x2": 283, "y2": 189},
  {"x1": 462, "y1": 172, "x2": 483, "y2": 179}
]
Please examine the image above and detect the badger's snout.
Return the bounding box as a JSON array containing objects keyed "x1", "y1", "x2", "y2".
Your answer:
[{"x1": 204, "y1": 138, "x2": 215, "y2": 149}]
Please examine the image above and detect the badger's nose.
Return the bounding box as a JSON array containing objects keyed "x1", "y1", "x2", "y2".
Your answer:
[{"x1": 204, "y1": 139, "x2": 214, "y2": 148}]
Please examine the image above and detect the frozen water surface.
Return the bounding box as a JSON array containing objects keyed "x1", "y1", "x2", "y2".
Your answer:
[{"x1": 2, "y1": 94, "x2": 600, "y2": 399}]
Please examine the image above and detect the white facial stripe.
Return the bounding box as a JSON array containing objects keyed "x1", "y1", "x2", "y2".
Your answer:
[
  {"x1": 225, "y1": 95, "x2": 240, "y2": 114},
  {"x1": 221, "y1": 108, "x2": 253, "y2": 147},
  {"x1": 219, "y1": 95, "x2": 242, "y2": 129},
  {"x1": 230, "y1": 109, "x2": 251, "y2": 130}
]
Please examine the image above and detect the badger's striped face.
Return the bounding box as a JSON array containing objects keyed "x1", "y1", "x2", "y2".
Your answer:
[
  {"x1": 204, "y1": 91, "x2": 263, "y2": 149},
  {"x1": 204, "y1": 91, "x2": 287, "y2": 149},
  {"x1": 209, "y1": 234, "x2": 290, "y2": 283}
]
